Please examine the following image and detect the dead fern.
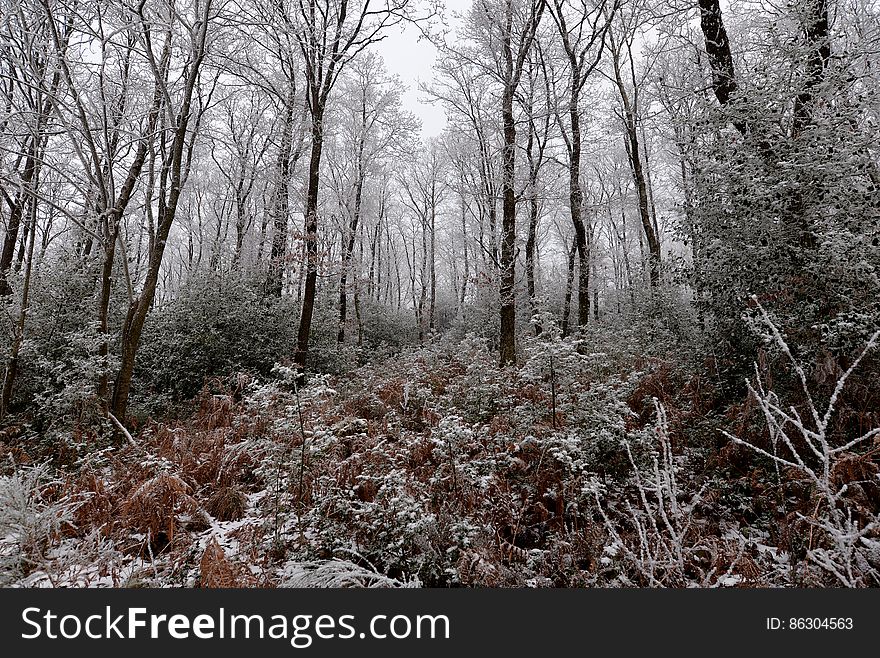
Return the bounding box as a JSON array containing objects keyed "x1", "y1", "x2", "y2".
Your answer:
[
  {"x1": 199, "y1": 537, "x2": 239, "y2": 587},
  {"x1": 122, "y1": 473, "x2": 197, "y2": 546}
]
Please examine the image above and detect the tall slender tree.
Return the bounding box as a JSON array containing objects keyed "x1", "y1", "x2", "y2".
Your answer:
[
  {"x1": 286, "y1": 0, "x2": 426, "y2": 370},
  {"x1": 548, "y1": 0, "x2": 615, "y2": 320},
  {"x1": 606, "y1": 3, "x2": 661, "y2": 287},
  {"x1": 111, "y1": 0, "x2": 217, "y2": 422},
  {"x1": 466, "y1": 0, "x2": 546, "y2": 365}
]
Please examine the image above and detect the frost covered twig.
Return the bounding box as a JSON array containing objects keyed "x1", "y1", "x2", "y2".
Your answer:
[
  {"x1": 595, "y1": 400, "x2": 716, "y2": 586},
  {"x1": 108, "y1": 412, "x2": 137, "y2": 447},
  {"x1": 724, "y1": 300, "x2": 880, "y2": 586}
]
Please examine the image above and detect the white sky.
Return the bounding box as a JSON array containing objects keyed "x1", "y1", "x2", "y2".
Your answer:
[{"x1": 374, "y1": 0, "x2": 471, "y2": 137}]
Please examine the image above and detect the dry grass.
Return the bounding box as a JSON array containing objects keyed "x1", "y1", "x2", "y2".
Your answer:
[{"x1": 206, "y1": 485, "x2": 248, "y2": 521}]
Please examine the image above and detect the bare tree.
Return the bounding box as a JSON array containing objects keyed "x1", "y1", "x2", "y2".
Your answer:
[
  {"x1": 606, "y1": 3, "x2": 661, "y2": 287},
  {"x1": 0, "y1": 1, "x2": 65, "y2": 298},
  {"x1": 31, "y1": 0, "x2": 173, "y2": 411},
  {"x1": 429, "y1": 59, "x2": 500, "y2": 276},
  {"x1": 209, "y1": 90, "x2": 273, "y2": 269},
  {"x1": 111, "y1": 0, "x2": 218, "y2": 422},
  {"x1": 286, "y1": 0, "x2": 428, "y2": 370},
  {"x1": 0, "y1": 0, "x2": 67, "y2": 413},
  {"x1": 521, "y1": 43, "x2": 553, "y2": 333},
  {"x1": 0, "y1": 90, "x2": 42, "y2": 418},
  {"x1": 548, "y1": 0, "x2": 614, "y2": 319},
  {"x1": 234, "y1": 0, "x2": 309, "y2": 297},
  {"x1": 399, "y1": 143, "x2": 447, "y2": 340},
  {"x1": 329, "y1": 55, "x2": 417, "y2": 344},
  {"x1": 465, "y1": 0, "x2": 546, "y2": 365}
]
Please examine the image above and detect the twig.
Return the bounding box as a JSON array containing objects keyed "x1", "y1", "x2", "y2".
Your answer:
[
  {"x1": 293, "y1": 372, "x2": 309, "y2": 533},
  {"x1": 108, "y1": 412, "x2": 137, "y2": 447}
]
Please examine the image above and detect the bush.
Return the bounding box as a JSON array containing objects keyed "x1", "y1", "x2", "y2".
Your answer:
[
  {"x1": 135, "y1": 273, "x2": 298, "y2": 400},
  {"x1": 724, "y1": 302, "x2": 880, "y2": 586},
  {"x1": 0, "y1": 463, "x2": 77, "y2": 585}
]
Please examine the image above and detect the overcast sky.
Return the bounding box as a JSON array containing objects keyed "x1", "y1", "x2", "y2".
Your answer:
[{"x1": 374, "y1": 0, "x2": 471, "y2": 137}]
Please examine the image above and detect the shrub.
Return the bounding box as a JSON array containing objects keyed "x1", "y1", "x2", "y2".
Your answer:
[
  {"x1": 135, "y1": 274, "x2": 297, "y2": 400},
  {"x1": 724, "y1": 301, "x2": 880, "y2": 586},
  {"x1": 0, "y1": 463, "x2": 77, "y2": 585}
]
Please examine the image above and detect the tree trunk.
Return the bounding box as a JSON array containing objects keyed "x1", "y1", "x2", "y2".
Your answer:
[
  {"x1": 338, "y1": 170, "x2": 363, "y2": 344},
  {"x1": 0, "y1": 139, "x2": 38, "y2": 297},
  {"x1": 793, "y1": 0, "x2": 830, "y2": 136},
  {"x1": 497, "y1": 0, "x2": 544, "y2": 365},
  {"x1": 111, "y1": 5, "x2": 211, "y2": 421},
  {"x1": 429, "y1": 186, "x2": 436, "y2": 334},
  {"x1": 592, "y1": 259, "x2": 599, "y2": 321},
  {"x1": 625, "y1": 123, "x2": 661, "y2": 286},
  {"x1": 461, "y1": 196, "x2": 469, "y2": 309},
  {"x1": 14, "y1": 214, "x2": 29, "y2": 271},
  {"x1": 499, "y1": 80, "x2": 517, "y2": 366},
  {"x1": 697, "y1": 0, "x2": 739, "y2": 111},
  {"x1": 354, "y1": 282, "x2": 363, "y2": 346},
  {"x1": 525, "y1": 191, "x2": 539, "y2": 333},
  {"x1": 111, "y1": 152, "x2": 188, "y2": 420},
  {"x1": 607, "y1": 25, "x2": 661, "y2": 288},
  {"x1": 232, "y1": 187, "x2": 247, "y2": 267},
  {"x1": 524, "y1": 98, "x2": 541, "y2": 335},
  {"x1": 418, "y1": 215, "x2": 428, "y2": 342},
  {"x1": 368, "y1": 210, "x2": 379, "y2": 300},
  {"x1": 294, "y1": 112, "x2": 325, "y2": 369},
  {"x1": 96, "y1": 224, "x2": 118, "y2": 409},
  {"x1": 561, "y1": 241, "x2": 577, "y2": 338},
  {"x1": 267, "y1": 92, "x2": 297, "y2": 297},
  {"x1": 1, "y1": 168, "x2": 39, "y2": 419},
  {"x1": 568, "y1": 87, "x2": 592, "y2": 326}
]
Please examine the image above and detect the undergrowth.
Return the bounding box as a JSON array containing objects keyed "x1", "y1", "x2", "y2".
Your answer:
[{"x1": 0, "y1": 319, "x2": 877, "y2": 588}]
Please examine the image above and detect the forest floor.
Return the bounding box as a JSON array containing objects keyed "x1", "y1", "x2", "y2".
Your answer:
[{"x1": 1, "y1": 330, "x2": 878, "y2": 587}]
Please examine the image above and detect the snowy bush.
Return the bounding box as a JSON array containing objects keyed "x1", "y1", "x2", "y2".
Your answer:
[
  {"x1": 725, "y1": 301, "x2": 880, "y2": 587},
  {"x1": 593, "y1": 400, "x2": 723, "y2": 586},
  {"x1": 0, "y1": 463, "x2": 77, "y2": 585}
]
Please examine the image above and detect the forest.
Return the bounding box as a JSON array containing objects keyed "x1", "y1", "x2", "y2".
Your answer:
[{"x1": 0, "y1": 0, "x2": 878, "y2": 588}]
